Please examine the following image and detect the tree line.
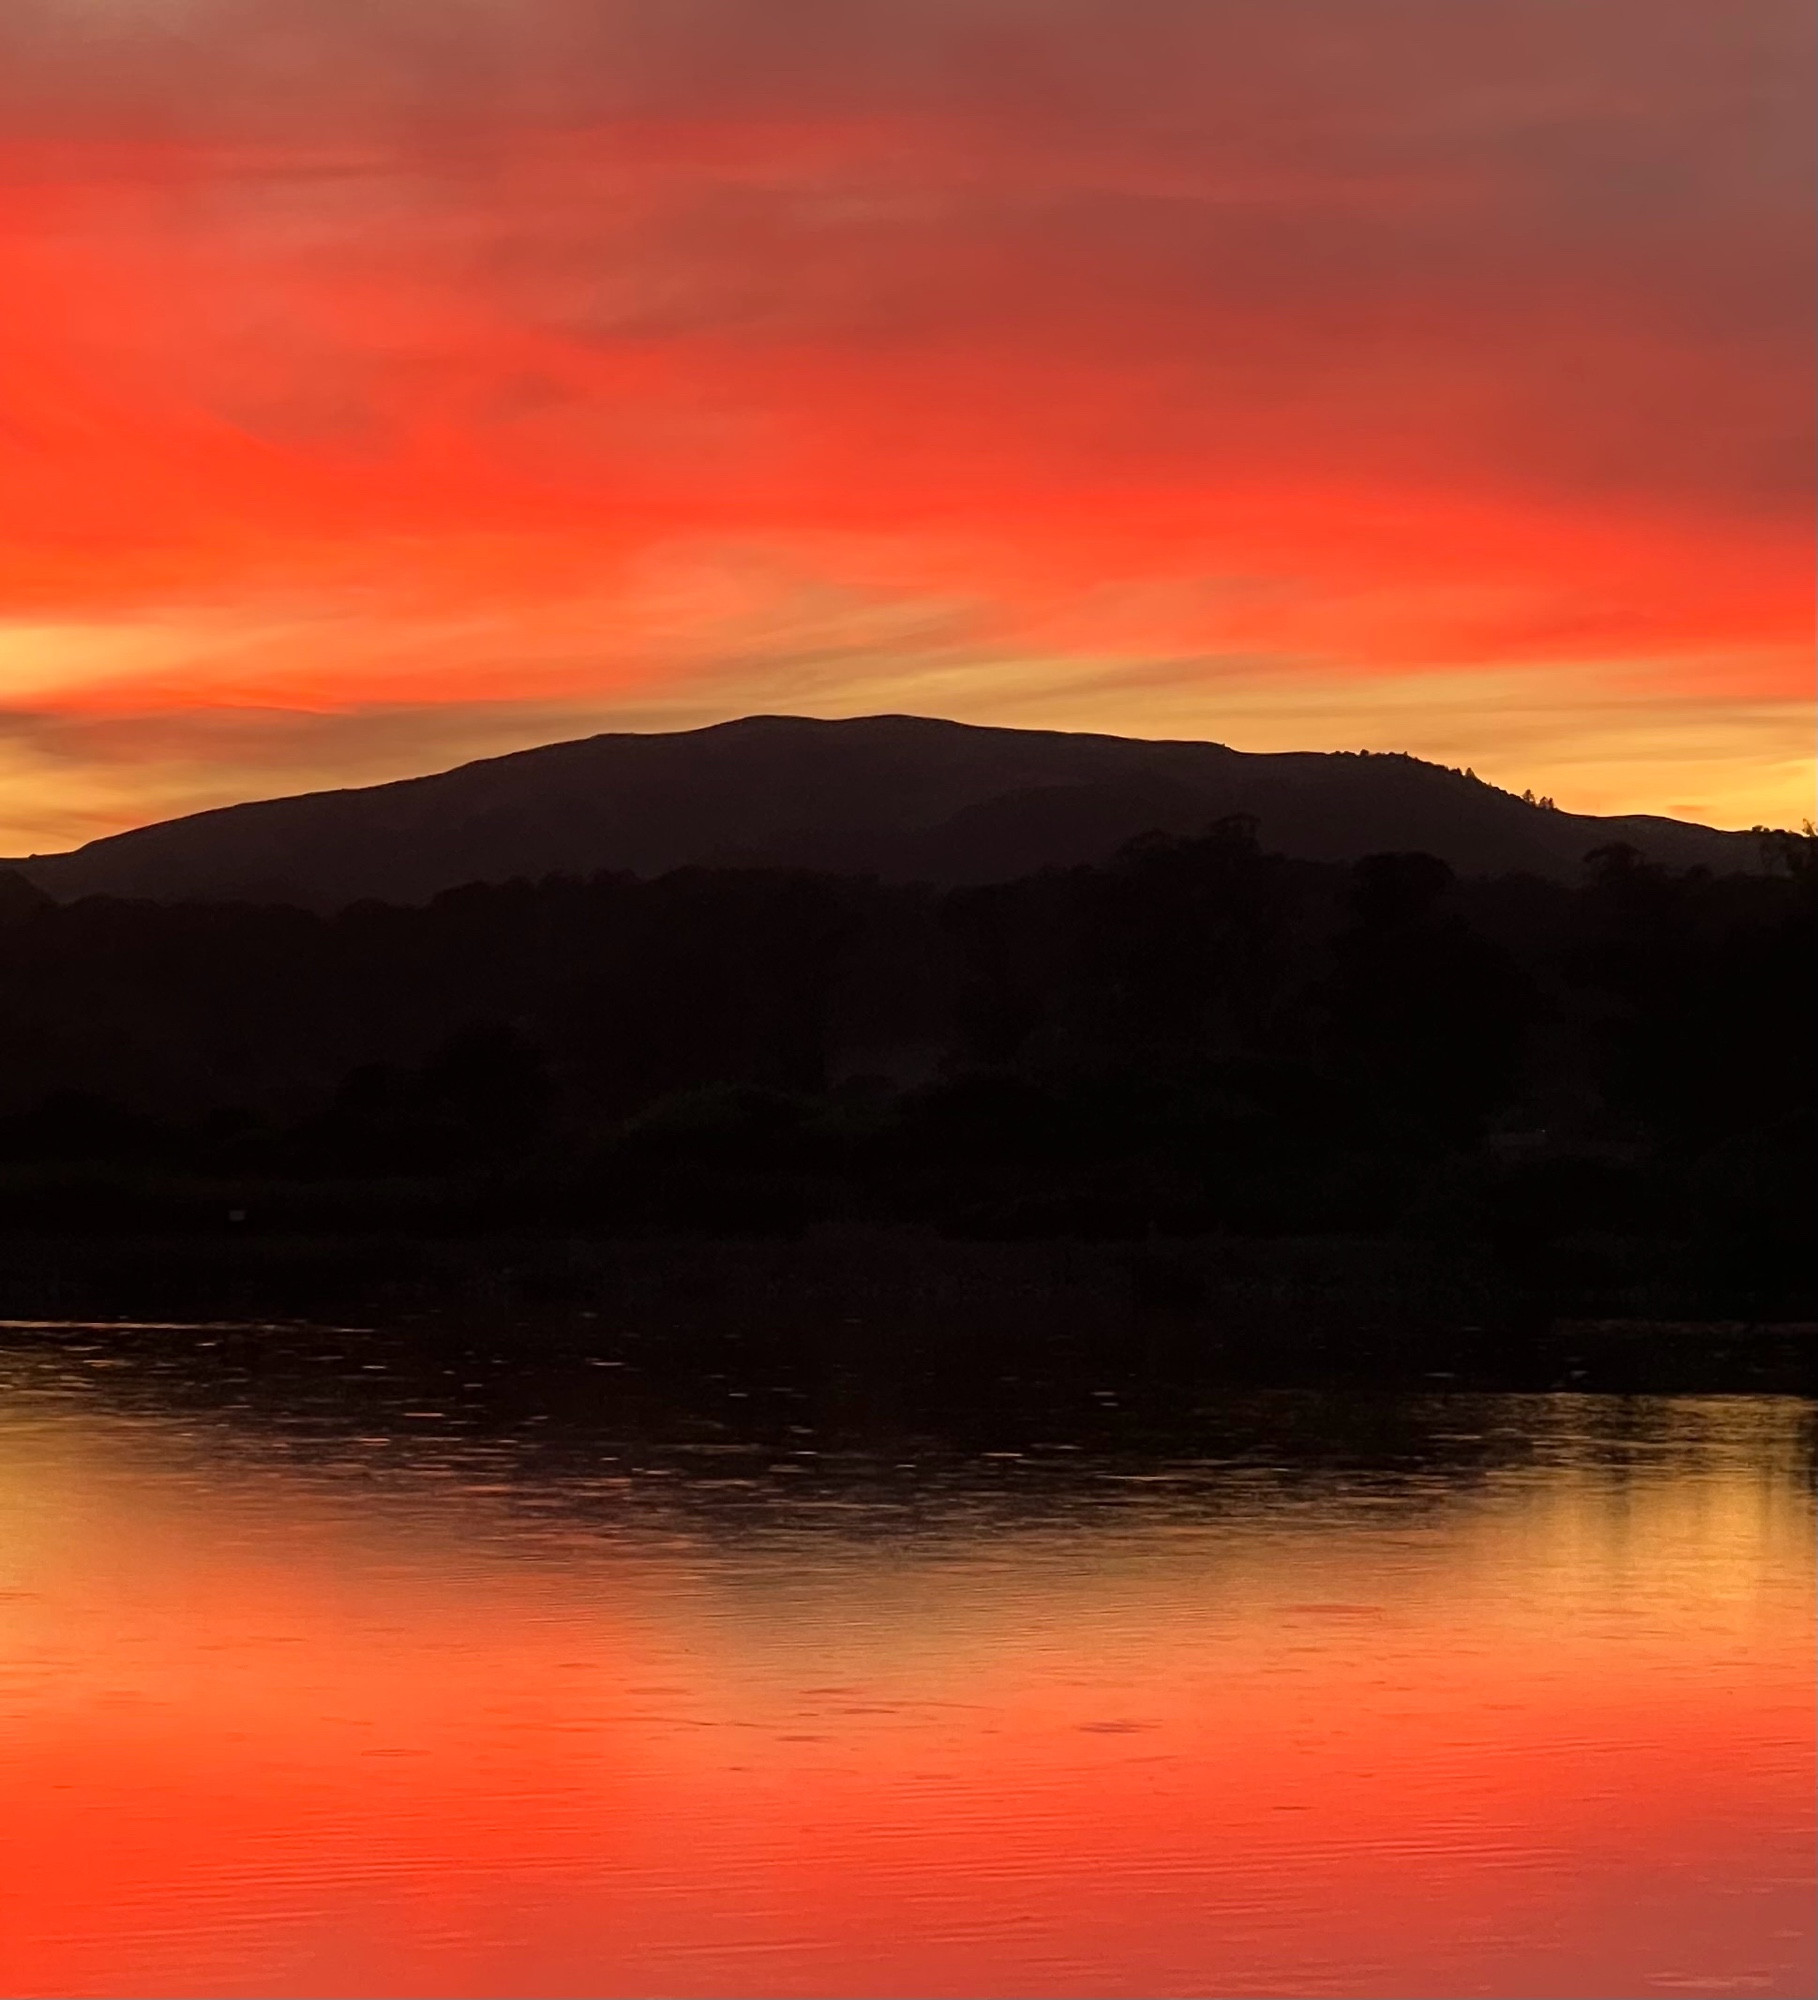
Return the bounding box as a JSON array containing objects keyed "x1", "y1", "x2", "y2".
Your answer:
[{"x1": 0, "y1": 823, "x2": 1808, "y2": 1313}]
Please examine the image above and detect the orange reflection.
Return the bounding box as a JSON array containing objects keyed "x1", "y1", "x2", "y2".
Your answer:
[{"x1": 0, "y1": 1398, "x2": 1810, "y2": 1998}]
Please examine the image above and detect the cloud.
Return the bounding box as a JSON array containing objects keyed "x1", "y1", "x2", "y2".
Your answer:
[{"x1": 0, "y1": 1, "x2": 1808, "y2": 844}]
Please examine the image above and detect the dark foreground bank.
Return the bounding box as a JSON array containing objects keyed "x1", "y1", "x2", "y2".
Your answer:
[
  {"x1": 3, "y1": 828, "x2": 1809, "y2": 1380},
  {"x1": 3, "y1": 1227, "x2": 1810, "y2": 1397}
]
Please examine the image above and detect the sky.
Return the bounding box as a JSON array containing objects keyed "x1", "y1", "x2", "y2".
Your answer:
[{"x1": 1, "y1": 0, "x2": 1812, "y2": 854}]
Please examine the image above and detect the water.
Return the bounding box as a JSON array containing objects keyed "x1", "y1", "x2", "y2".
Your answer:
[{"x1": 0, "y1": 1321, "x2": 1811, "y2": 1998}]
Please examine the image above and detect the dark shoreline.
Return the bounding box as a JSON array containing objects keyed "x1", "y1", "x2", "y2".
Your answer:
[{"x1": 5, "y1": 1226, "x2": 1810, "y2": 1396}]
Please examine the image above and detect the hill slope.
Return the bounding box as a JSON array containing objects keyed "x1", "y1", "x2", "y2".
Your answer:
[{"x1": 7, "y1": 713, "x2": 1760, "y2": 906}]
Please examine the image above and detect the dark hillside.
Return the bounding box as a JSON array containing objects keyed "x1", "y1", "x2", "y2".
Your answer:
[{"x1": 8, "y1": 714, "x2": 1759, "y2": 909}]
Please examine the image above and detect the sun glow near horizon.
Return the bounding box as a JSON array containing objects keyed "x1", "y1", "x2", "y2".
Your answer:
[{"x1": 0, "y1": 1, "x2": 1811, "y2": 852}]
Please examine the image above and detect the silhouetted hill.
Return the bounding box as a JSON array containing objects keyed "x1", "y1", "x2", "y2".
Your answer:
[{"x1": 6, "y1": 714, "x2": 1761, "y2": 907}]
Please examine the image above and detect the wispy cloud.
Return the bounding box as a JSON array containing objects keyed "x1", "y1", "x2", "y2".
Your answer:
[{"x1": 1, "y1": 1, "x2": 1810, "y2": 845}]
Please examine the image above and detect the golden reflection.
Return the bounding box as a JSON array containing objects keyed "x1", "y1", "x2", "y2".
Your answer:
[{"x1": 0, "y1": 1375, "x2": 1810, "y2": 2000}]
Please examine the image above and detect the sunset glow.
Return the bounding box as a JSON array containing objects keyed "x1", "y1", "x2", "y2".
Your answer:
[{"x1": 1, "y1": 1, "x2": 1812, "y2": 852}]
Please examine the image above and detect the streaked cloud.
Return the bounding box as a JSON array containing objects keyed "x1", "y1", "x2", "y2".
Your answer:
[{"x1": 1, "y1": 1, "x2": 1810, "y2": 847}]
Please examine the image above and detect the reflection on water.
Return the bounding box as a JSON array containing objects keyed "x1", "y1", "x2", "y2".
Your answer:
[{"x1": 0, "y1": 1323, "x2": 1811, "y2": 1999}]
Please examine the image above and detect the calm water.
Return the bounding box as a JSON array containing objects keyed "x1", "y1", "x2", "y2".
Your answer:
[{"x1": 0, "y1": 1322, "x2": 1811, "y2": 2000}]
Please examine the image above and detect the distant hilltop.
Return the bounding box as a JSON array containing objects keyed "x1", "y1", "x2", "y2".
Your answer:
[{"x1": 4, "y1": 713, "x2": 1766, "y2": 909}]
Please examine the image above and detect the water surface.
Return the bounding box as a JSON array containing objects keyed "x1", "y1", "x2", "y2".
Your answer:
[{"x1": 0, "y1": 1322, "x2": 1811, "y2": 1998}]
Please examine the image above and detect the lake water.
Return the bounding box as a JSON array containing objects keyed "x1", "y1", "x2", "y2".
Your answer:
[{"x1": 0, "y1": 1321, "x2": 1811, "y2": 1999}]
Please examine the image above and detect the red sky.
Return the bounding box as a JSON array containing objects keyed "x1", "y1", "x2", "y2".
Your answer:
[{"x1": 1, "y1": 0, "x2": 1811, "y2": 851}]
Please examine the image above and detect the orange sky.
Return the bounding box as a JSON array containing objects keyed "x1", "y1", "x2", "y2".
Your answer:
[{"x1": 1, "y1": 1, "x2": 1812, "y2": 853}]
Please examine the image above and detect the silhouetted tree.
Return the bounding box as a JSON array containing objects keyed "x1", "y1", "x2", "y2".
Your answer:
[{"x1": 1324, "y1": 853, "x2": 1529, "y2": 1143}]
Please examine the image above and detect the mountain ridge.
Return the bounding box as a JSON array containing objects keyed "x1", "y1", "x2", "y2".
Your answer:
[{"x1": 6, "y1": 712, "x2": 1763, "y2": 907}]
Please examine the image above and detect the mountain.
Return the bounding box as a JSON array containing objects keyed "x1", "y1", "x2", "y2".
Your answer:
[{"x1": 6, "y1": 713, "x2": 1762, "y2": 907}]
